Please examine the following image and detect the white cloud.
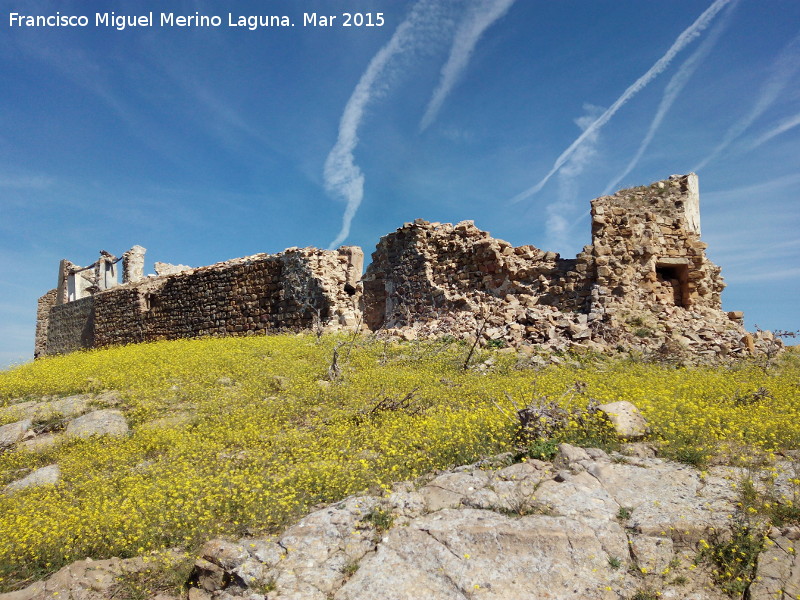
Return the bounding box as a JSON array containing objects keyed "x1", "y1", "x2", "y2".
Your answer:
[
  {"x1": 602, "y1": 1, "x2": 736, "y2": 196},
  {"x1": 325, "y1": 0, "x2": 450, "y2": 249},
  {"x1": 510, "y1": 0, "x2": 733, "y2": 204},
  {"x1": 748, "y1": 111, "x2": 800, "y2": 150},
  {"x1": 419, "y1": 0, "x2": 516, "y2": 132},
  {"x1": 694, "y1": 29, "x2": 800, "y2": 170},
  {"x1": 547, "y1": 105, "x2": 603, "y2": 250}
]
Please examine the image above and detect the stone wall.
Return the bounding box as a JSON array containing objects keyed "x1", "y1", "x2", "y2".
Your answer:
[
  {"x1": 590, "y1": 174, "x2": 723, "y2": 316},
  {"x1": 37, "y1": 174, "x2": 767, "y2": 359},
  {"x1": 40, "y1": 247, "x2": 363, "y2": 356},
  {"x1": 45, "y1": 297, "x2": 95, "y2": 355},
  {"x1": 34, "y1": 289, "x2": 58, "y2": 358},
  {"x1": 361, "y1": 219, "x2": 594, "y2": 345},
  {"x1": 361, "y1": 174, "x2": 755, "y2": 356}
]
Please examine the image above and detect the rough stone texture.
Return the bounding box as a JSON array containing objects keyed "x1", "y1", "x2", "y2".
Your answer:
[
  {"x1": 122, "y1": 245, "x2": 146, "y2": 283},
  {"x1": 36, "y1": 174, "x2": 776, "y2": 359},
  {"x1": 45, "y1": 296, "x2": 95, "y2": 355},
  {"x1": 361, "y1": 174, "x2": 760, "y2": 357},
  {"x1": 34, "y1": 289, "x2": 58, "y2": 359},
  {"x1": 65, "y1": 409, "x2": 129, "y2": 439},
  {"x1": 0, "y1": 393, "x2": 113, "y2": 425},
  {"x1": 18, "y1": 434, "x2": 59, "y2": 453},
  {"x1": 0, "y1": 419, "x2": 32, "y2": 448},
  {"x1": 0, "y1": 392, "x2": 125, "y2": 452},
  {"x1": 750, "y1": 526, "x2": 800, "y2": 600},
  {"x1": 597, "y1": 401, "x2": 650, "y2": 440},
  {"x1": 3, "y1": 464, "x2": 60, "y2": 493},
  {"x1": 14, "y1": 447, "x2": 800, "y2": 600},
  {"x1": 190, "y1": 448, "x2": 741, "y2": 600},
  {"x1": 179, "y1": 448, "x2": 748, "y2": 599},
  {"x1": 0, "y1": 556, "x2": 150, "y2": 600},
  {"x1": 39, "y1": 246, "x2": 363, "y2": 356},
  {"x1": 154, "y1": 262, "x2": 192, "y2": 276}
]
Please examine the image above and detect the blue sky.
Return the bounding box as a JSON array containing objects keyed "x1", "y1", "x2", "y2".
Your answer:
[{"x1": 1, "y1": 0, "x2": 798, "y2": 367}]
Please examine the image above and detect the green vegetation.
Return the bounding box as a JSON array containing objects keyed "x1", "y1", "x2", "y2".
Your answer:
[
  {"x1": 697, "y1": 525, "x2": 766, "y2": 596},
  {"x1": 0, "y1": 334, "x2": 798, "y2": 593}
]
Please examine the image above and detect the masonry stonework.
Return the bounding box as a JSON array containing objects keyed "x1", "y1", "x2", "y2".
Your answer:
[
  {"x1": 34, "y1": 289, "x2": 58, "y2": 359},
  {"x1": 45, "y1": 297, "x2": 95, "y2": 356},
  {"x1": 35, "y1": 174, "x2": 773, "y2": 358}
]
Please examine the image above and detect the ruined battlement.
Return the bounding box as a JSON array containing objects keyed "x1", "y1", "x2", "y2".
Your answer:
[
  {"x1": 36, "y1": 246, "x2": 363, "y2": 357},
  {"x1": 35, "y1": 174, "x2": 766, "y2": 359}
]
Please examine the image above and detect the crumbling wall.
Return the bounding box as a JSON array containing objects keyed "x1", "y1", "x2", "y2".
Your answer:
[
  {"x1": 362, "y1": 219, "x2": 595, "y2": 345},
  {"x1": 361, "y1": 174, "x2": 753, "y2": 356},
  {"x1": 34, "y1": 289, "x2": 58, "y2": 359},
  {"x1": 42, "y1": 246, "x2": 363, "y2": 355},
  {"x1": 46, "y1": 297, "x2": 95, "y2": 355},
  {"x1": 38, "y1": 174, "x2": 762, "y2": 359},
  {"x1": 590, "y1": 174, "x2": 724, "y2": 316}
]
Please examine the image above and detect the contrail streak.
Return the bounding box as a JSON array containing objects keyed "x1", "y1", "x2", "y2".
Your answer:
[
  {"x1": 419, "y1": 0, "x2": 516, "y2": 132},
  {"x1": 694, "y1": 29, "x2": 800, "y2": 171},
  {"x1": 602, "y1": 1, "x2": 736, "y2": 196},
  {"x1": 325, "y1": 1, "x2": 444, "y2": 249},
  {"x1": 750, "y1": 112, "x2": 800, "y2": 149},
  {"x1": 547, "y1": 105, "x2": 603, "y2": 249},
  {"x1": 509, "y1": 0, "x2": 732, "y2": 205}
]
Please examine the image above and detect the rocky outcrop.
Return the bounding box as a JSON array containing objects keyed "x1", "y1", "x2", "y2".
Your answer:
[
  {"x1": 6, "y1": 444, "x2": 799, "y2": 599},
  {"x1": 165, "y1": 446, "x2": 800, "y2": 599},
  {"x1": 65, "y1": 409, "x2": 129, "y2": 439},
  {"x1": 0, "y1": 391, "x2": 125, "y2": 494},
  {"x1": 3, "y1": 464, "x2": 60, "y2": 493}
]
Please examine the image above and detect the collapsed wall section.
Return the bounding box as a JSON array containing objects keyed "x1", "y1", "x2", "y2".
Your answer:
[
  {"x1": 362, "y1": 219, "x2": 594, "y2": 345},
  {"x1": 361, "y1": 174, "x2": 754, "y2": 355}
]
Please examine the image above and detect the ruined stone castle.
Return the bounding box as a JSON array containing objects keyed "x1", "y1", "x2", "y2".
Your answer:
[{"x1": 35, "y1": 174, "x2": 768, "y2": 359}]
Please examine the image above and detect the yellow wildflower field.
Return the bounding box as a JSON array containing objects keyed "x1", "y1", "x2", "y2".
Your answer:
[{"x1": 0, "y1": 334, "x2": 797, "y2": 590}]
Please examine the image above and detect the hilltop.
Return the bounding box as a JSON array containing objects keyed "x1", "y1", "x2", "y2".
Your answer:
[{"x1": 1, "y1": 335, "x2": 799, "y2": 599}]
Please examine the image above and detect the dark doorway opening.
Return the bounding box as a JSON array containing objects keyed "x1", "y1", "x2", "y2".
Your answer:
[{"x1": 655, "y1": 261, "x2": 690, "y2": 308}]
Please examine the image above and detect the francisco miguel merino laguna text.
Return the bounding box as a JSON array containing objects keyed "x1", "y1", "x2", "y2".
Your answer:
[{"x1": 8, "y1": 12, "x2": 386, "y2": 30}]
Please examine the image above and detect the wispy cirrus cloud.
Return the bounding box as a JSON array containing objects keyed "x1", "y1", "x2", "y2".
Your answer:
[
  {"x1": 0, "y1": 173, "x2": 54, "y2": 190},
  {"x1": 748, "y1": 111, "x2": 800, "y2": 150},
  {"x1": 602, "y1": 1, "x2": 737, "y2": 196},
  {"x1": 325, "y1": 0, "x2": 453, "y2": 249},
  {"x1": 419, "y1": 0, "x2": 516, "y2": 132},
  {"x1": 326, "y1": 0, "x2": 510, "y2": 248},
  {"x1": 510, "y1": 0, "x2": 732, "y2": 204},
  {"x1": 694, "y1": 28, "x2": 800, "y2": 170},
  {"x1": 547, "y1": 104, "x2": 603, "y2": 250}
]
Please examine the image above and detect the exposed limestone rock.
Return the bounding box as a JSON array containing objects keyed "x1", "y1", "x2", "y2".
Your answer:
[
  {"x1": 18, "y1": 433, "x2": 59, "y2": 453},
  {"x1": 0, "y1": 555, "x2": 149, "y2": 600},
  {"x1": 13, "y1": 446, "x2": 799, "y2": 600},
  {"x1": 0, "y1": 392, "x2": 125, "y2": 452},
  {"x1": 184, "y1": 446, "x2": 748, "y2": 599},
  {"x1": 750, "y1": 526, "x2": 800, "y2": 600},
  {"x1": 65, "y1": 409, "x2": 129, "y2": 439},
  {"x1": 4, "y1": 464, "x2": 60, "y2": 493},
  {"x1": 597, "y1": 401, "x2": 650, "y2": 440},
  {"x1": 154, "y1": 262, "x2": 193, "y2": 276},
  {"x1": 0, "y1": 419, "x2": 32, "y2": 448}
]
